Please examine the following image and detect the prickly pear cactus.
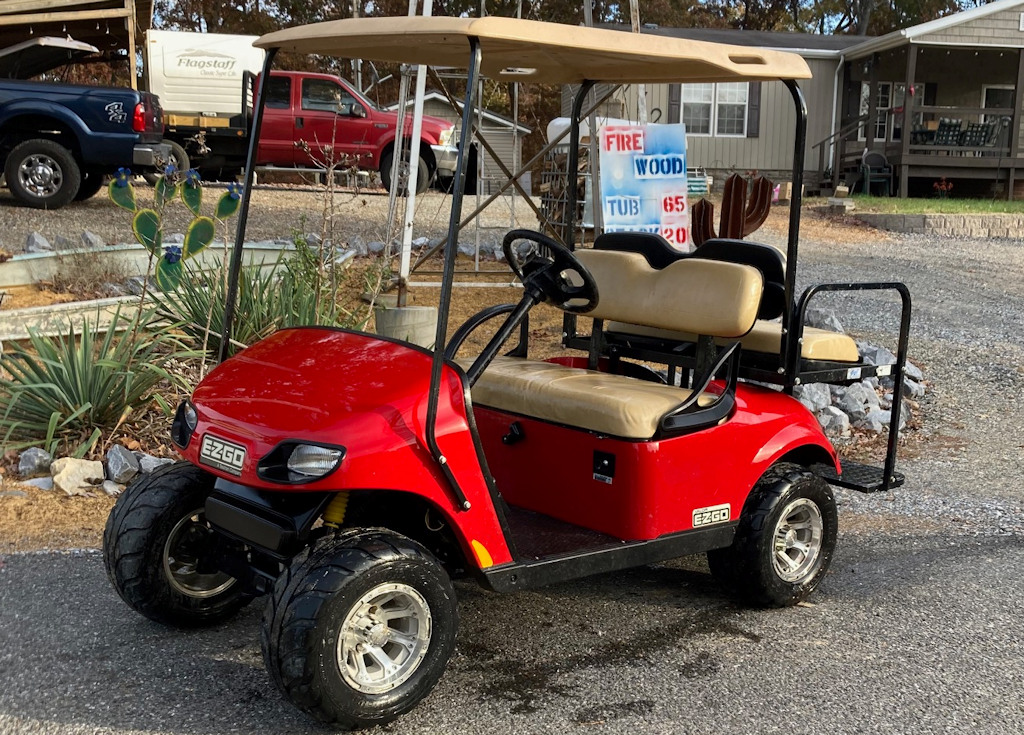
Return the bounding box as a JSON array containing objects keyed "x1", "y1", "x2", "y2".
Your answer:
[{"x1": 109, "y1": 166, "x2": 242, "y2": 290}]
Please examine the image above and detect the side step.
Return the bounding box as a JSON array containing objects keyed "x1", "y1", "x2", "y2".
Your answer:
[{"x1": 813, "y1": 461, "x2": 905, "y2": 493}]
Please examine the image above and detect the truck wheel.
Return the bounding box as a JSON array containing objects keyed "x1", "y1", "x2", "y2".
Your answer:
[
  {"x1": 103, "y1": 461, "x2": 250, "y2": 627},
  {"x1": 5, "y1": 139, "x2": 81, "y2": 209},
  {"x1": 707, "y1": 463, "x2": 837, "y2": 608},
  {"x1": 380, "y1": 150, "x2": 430, "y2": 195},
  {"x1": 144, "y1": 139, "x2": 190, "y2": 185},
  {"x1": 262, "y1": 530, "x2": 458, "y2": 728},
  {"x1": 74, "y1": 168, "x2": 107, "y2": 201}
]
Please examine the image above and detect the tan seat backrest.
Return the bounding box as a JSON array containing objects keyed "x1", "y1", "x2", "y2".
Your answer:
[{"x1": 575, "y1": 249, "x2": 764, "y2": 339}]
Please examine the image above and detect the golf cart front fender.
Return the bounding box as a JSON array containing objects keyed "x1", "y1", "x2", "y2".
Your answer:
[{"x1": 183, "y1": 327, "x2": 513, "y2": 568}]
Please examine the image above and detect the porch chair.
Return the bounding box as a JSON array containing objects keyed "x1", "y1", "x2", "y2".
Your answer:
[
  {"x1": 959, "y1": 122, "x2": 992, "y2": 155},
  {"x1": 859, "y1": 150, "x2": 892, "y2": 197},
  {"x1": 933, "y1": 118, "x2": 963, "y2": 148}
]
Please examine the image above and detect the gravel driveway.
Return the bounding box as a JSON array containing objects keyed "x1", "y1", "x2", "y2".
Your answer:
[{"x1": 1, "y1": 198, "x2": 1023, "y2": 734}]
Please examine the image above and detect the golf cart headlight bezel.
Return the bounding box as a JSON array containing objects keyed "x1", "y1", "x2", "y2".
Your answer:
[
  {"x1": 258, "y1": 441, "x2": 347, "y2": 484},
  {"x1": 171, "y1": 399, "x2": 199, "y2": 448}
]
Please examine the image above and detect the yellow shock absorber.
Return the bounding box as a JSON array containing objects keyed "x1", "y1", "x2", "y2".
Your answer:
[{"x1": 323, "y1": 493, "x2": 349, "y2": 527}]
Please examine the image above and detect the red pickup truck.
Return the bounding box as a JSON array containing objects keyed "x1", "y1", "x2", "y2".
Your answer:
[{"x1": 161, "y1": 70, "x2": 458, "y2": 193}]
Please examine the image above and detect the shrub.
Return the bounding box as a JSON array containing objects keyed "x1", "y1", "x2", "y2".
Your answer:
[{"x1": 0, "y1": 307, "x2": 195, "y2": 457}]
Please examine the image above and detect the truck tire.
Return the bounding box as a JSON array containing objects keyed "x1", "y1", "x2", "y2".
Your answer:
[
  {"x1": 144, "y1": 139, "x2": 190, "y2": 185},
  {"x1": 707, "y1": 463, "x2": 837, "y2": 608},
  {"x1": 5, "y1": 138, "x2": 81, "y2": 209},
  {"x1": 380, "y1": 149, "x2": 430, "y2": 195},
  {"x1": 74, "y1": 168, "x2": 107, "y2": 201},
  {"x1": 261, "y1": 530, "x2": 458, "y2": 728},
  {"x1": 103, "y1": 461, "x2": 250, "y2": 628}
]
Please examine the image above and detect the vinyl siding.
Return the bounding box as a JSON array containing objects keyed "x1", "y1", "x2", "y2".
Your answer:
[{"x1": 917, "y1": 8, "x2": 1024, "y2": 46}]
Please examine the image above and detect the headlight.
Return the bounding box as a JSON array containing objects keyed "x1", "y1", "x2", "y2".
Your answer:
[
  {"x1": 258, "y1": 441, "x2": 346, "y2": 484},
  {"x1": 438, "y1": 125, "x2": 456, "y2": 147},
  {"x1": 287, "y1": 445, "x2": 344, "y2": 477},
  {"x1": 171, "y1": 400, "x2": 198, "y2": 448}
]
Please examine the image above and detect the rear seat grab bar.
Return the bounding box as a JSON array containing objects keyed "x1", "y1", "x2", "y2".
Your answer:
[{"x1": 660, "y1": 340, "x2": 741, "y2": 434}]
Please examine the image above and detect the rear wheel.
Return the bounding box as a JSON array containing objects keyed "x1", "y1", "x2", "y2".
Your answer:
[
  {"x1": 5, "y1": 139, "x2": 81, "y2": 209},
  {"x1": 708, "y1": 463, "x2": 837, "y2": 608},
  {"x1": 103, "y1": 461, "x2": 249, "y2": 627},
  {"x1": 261, "y1": 530, "x2": 458, "y2": 728},
  {"x1": 380, "y1": 148, "x2": 430, "y2": 195},
  {"x1": 74, "y1": 168, "x2": 107, "y2": 201}
]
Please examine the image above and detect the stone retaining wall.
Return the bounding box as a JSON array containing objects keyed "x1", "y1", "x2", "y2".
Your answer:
[{"x1": 854, "y1": 213, "x2": 1024, "y2": 238}]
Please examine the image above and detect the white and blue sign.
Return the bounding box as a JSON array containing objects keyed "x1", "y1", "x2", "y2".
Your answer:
[{"x1": 599, "y1": 124, "x2": 689, "y2": 250}]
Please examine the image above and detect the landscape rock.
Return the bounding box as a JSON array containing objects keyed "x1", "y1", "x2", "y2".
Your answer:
[
  {"x1": 125, "y1": 276, "x2": 158, "y2": 295},
  {"x1": 457, "y1": 242, "x2": 478, "y2": 258},
  {"x1": 804, "y1": 307, "x2": 845, "y2": 334},
  {"x1": 794, "y1": 383, "x2": 831, "y2": 412},
  {"x1": 817, "y1": 405, "x2": 851, "y2": 438},
  {"x1": 138, "y1": 454, "x2": 175, "y2": 474},
  {"x1": 101, "y1": 480, "x2": 124, "y2": 497},
  {"x1": 856, "y1": 406, "x2": 908, "y2": 434},
  {"x1": 166, "y1": 232, "x2": 186, "y2": 244},
  {"x1": 367, "y1": 240, "x2": 386, "y2": 255},
  {"x1": 412, "y1": 236, "x2": 430, "y2": 247},
  {"x1": 25, "y1": 232, "x2": 53, "y2": 253},
  {"x1": 51, "y1": 458, "x2": 105, "y2": 496},
  {"x1": 904, "y1": 359, "x2": 924, "y2": 382},
  {"x1": 18, "y1": 447, "x2": 52, "y2": 478},
  {"x1": 0, "y1": 489, "x2": 28, "y2": 499},
  {"x1": 23, "y1": 477, "x2": 54, "y2": 491},
  {"x1": 106, "y1": 445, "x2": 140, "y2": 484},
  {"x1": 858, "y1": 342, "x2": 898, "y2": 367},
  {"x1": 54, "y1": 234, "x2": 77, "y2": 251},
  {"x1": 902, "y1": 376, "x2": 926, "y2": 399},
  {"x1": 837, "y1": 381, "x2": 881, "y2": 421},
  {"x1": 81, "y1": 230, "x2": 106, "y2": 248}
]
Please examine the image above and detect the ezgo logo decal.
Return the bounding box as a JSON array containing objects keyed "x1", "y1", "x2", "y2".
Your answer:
[{"x1": 692, "y1": 503, "x2": 730, "y2": 527}]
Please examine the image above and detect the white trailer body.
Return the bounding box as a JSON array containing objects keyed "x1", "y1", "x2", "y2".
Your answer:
[{"x1": 145, "y1": 30, "x2": 264, "y2": 118}]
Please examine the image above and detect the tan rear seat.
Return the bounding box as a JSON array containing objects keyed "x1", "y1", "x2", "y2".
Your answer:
[
  {"x1": 464, "y1": 251, "x2": 764, "y2": 438},
  {"x1": 604, "y1": 320, "x2": 860, "y2": 363}
]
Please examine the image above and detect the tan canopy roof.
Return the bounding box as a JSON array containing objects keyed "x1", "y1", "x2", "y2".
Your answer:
[{"x1": 256, "y1": 16, "x2": 811, "y2": 85}]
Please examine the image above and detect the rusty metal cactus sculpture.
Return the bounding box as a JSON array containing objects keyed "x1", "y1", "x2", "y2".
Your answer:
[{"x1": 691, "y1": 173, "x2": 774, "y2": 248}]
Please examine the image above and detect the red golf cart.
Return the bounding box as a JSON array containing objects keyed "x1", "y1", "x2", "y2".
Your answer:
[{"x1": 103, "y1": 16, "x2": 911, "y2": 730}]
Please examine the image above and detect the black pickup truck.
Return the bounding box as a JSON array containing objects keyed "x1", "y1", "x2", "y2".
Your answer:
[{"x1": 0, "y1": 37, "x2": 168, "y2": 209}]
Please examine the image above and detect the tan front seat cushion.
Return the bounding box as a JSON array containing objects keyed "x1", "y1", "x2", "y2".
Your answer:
[
  {"x1": 604, "y1": 320, "x2": 860, "y2": 363},
  {"x1": 464, "y1": 356, "x2": 713, "y2": 439},
  {"x1": 575, "y1": 250, "x2": 763, "y2": 338}
]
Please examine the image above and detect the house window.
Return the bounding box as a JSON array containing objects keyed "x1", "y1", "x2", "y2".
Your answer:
[
  {"x1": 859, "y1": 82, "x2": 892, "y2": 141},
  {"x1": 682, "y1": 82, "x2": 748, "y2": 137}
]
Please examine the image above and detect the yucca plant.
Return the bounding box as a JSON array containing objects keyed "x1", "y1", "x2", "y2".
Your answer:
[{"x1": 0, "y1": 307, "x2": 196, "y2": 457}]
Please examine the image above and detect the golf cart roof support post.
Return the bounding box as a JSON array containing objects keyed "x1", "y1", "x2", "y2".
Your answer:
[
  {"x1": 559, "y1": 80, "x2": 596, "y2": 348},
  {"x1": 424, "y1": 36, "x2": 482, "y2": 513},
  {"x1": 219, "y1": 47, "x2": 279, "y2": 364},
  {"x1": 781, "y1": 78, "x2": 807, "y2": 392}
]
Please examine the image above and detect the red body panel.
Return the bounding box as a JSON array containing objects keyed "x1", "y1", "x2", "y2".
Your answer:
[
  {"x1": 472, "y1": 380, "x2": 838, "y2": 541},
  {"x1": 182, "y1": 328, "x2": 512, "y2": 566},
  {"x1": 256, "y1": 71, "x2": 449, "y2": 170}
]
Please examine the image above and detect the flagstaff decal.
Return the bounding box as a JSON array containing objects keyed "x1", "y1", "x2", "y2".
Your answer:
[{"x1": 599, "y1": 123, "x2": 689, "y2": 250}]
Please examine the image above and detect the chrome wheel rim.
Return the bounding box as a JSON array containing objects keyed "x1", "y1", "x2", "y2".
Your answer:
[
  {"x1": 771, "y1": 498, "x2": 824, "y2": 583},
  {"x1": 162, "y1": 508, "x2": 235, "y2": 598},
  {"x1": 19, "y1": 154, "x2": 63, "y2": 199},
  {"x1": 338, "y1": 582, "x2": 432, "y2": 694}
]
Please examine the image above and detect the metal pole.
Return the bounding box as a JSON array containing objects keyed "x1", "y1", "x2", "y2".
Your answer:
[
  {"x1": 218, "y1": 47, "x2": 277, "y2": 363},
  {"x1": 782, "y1": 79, "x2": 807, "y2": 391}
]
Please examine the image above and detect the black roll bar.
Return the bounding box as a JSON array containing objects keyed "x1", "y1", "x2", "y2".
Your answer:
[
  {"x1": 782, "y1": 79, "x2": 808, "y2": 390},
  {"x1": 220, "y1": 48, "x2": 278, "y2": 364},
  {"x1": 423, "y1": 37, "x2": 483, "y2": 512}
]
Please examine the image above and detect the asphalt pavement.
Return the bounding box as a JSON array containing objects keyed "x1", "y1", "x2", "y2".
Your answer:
[{"x1": 2, "y1": 228, "x2": 1023, "y2": 734}]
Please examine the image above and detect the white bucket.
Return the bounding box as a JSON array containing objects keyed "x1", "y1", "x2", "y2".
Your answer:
[{"x1": 374, "y1": 306, "x2": 438, "y2": 349}]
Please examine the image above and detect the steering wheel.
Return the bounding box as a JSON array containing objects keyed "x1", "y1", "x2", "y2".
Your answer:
[{"x1": 501, "y1": 229, "x2": 598, "y2": 313}]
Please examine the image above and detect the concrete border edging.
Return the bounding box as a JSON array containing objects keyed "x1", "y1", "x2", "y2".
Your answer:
[{"x1": 854, "y1": 212, "x2": 1024, "y2": 238}]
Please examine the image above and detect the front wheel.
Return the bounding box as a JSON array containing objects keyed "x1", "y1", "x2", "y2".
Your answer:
[
  {"x1": 261, "y1": 530, "x2": 458, "y2": 728},
  {"x1": 380, "y1": 149, "x2": 430, "y2": 195},
  {"x1": 708, "y1": 463, "x2": 838, "y2": 608},
  {"x1": 103, "y1": 461, "x2": 250, "y2": 627}
]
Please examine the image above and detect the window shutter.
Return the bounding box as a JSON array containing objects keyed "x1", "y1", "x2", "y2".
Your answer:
[
  {"x1": 668, "y1": 84, "x2": 681, "y2": 124},
  {"x1": 746, "y1": 82, "x2": 761, "y2": 138}
]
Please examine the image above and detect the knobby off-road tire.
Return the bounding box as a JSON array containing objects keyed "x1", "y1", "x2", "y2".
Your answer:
[
  {"x1": 103, "y1": 461, "x2": 249, "y2": 627},
  {"x1": 5, "y1": 138, "x2": 81, "y2": 209},
  {"x1": 261, "y1": 530, "x2": 458, "y2": 729},
  {"x1": 708, "y1": 463, "x2": 838, "y2": 608}
]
